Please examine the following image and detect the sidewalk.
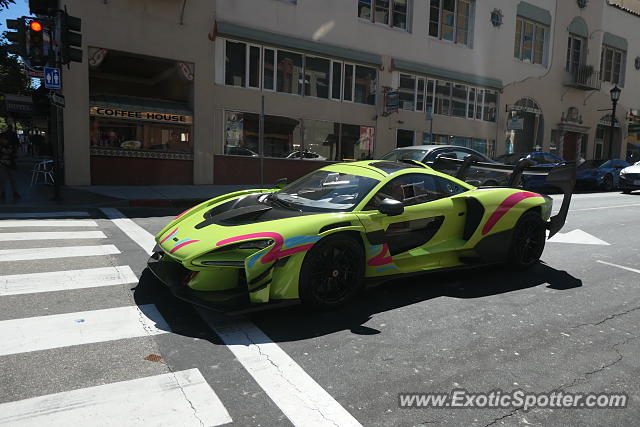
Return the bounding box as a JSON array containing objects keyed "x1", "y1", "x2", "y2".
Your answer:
[{"x1": 0, "y1": 153, "x2": 264, "y2": 210}]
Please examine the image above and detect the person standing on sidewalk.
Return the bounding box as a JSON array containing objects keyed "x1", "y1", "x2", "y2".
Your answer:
[{"x1": 0, "y1": 133, "x2": 21, "y2": 200}]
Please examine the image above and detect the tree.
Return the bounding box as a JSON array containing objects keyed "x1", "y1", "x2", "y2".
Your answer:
[
  {"x1": 0, "y1": 42, "x2": 32, "y2": 95},
  {"x1": 0, "y1": 1, "x2": 16, "y2": 11}
]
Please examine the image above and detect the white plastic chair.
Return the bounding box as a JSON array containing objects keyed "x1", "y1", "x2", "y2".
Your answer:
[{"x1": 30, "y1": 160, "x2": 54, "y2": 185}]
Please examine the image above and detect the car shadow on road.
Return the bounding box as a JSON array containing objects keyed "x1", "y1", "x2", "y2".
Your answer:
[
  {"x1": 248, "y1": 262, "x2": 582, "y2": 343},
  {"x1": 133, "y1": 262, "x2": 582, "y2": 345}
]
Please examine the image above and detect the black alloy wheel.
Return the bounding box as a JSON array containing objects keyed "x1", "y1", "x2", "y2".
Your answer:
[
  {"x1": 508, "y1": 211, "x2": 546, "y2": 269},
  {"x1": 299, "y1": 234, "x2": 364, "y2": 309}
]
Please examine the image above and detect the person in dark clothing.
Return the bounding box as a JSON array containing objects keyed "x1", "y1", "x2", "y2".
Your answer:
[
  {"x1": 0, "y1": 134, "x2": 21, "y2": 200},
  {"x1": 5, "y1": 125, "x2": 20, "y2": 149}
]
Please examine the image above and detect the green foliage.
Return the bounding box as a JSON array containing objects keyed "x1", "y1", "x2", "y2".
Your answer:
[
  {"x1": 0, "y1": 1, "x2": 16, "y2": 11},
  {"x1": 0, "y1": 42, "x2": 32, "y2": 95}
]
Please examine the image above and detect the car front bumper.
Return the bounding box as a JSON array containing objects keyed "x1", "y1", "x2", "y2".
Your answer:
[
  {"x1": 147, "y1": 250, "x2": 297, "y2": 314},
  {"x1": 619, "y1": 175, "x2": 640, "y2": 191}
]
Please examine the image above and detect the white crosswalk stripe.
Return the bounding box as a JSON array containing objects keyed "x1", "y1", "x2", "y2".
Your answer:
[
  {"x1": 0, "y1": 266, "x2": 138, "y2": 296},
  {"x1": 0, "y1": 219, "x2": 98, "y2": 228},
  {"x1": 0, "y1": 212, "x2": 237, "y2": 426},
  {"x1": 0, "y1": 231, "x2": 106, "y2": 241},
  {"x1": 0, "y1": 244, "x2": 120, "y2": 261},
  {"x1": 0, "y1": 304, "x2": 169, "y2": 356},
  {"x1": 0, "y1": 211, "x2": 90, "y2": 219},
  {"x1": 0, "y1": 369, "x2": 232, "y2": 427}
]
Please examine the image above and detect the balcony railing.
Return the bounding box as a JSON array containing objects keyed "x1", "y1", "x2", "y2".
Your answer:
[{"x1": 565, "y1": 66, "x2": 602, "y2": 90}]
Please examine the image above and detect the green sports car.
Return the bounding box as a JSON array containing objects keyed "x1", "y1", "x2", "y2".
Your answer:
[{"x1": 148, "y1": 158, "x2": 574, "y2": 312}]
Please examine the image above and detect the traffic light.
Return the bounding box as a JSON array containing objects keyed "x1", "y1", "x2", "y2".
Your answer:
[
  {"x1": 28, "y1": 0, "x2": 57, "y2": 16},
  {"x1": 28, "y1": 19, "x2": 47, "y2": 66},
  {"x1": 60, "y1": 12, "x2": 82, "y2": 64},
  {"x1": 5, "y1": 18, "x2": 27, "y2": 57}
]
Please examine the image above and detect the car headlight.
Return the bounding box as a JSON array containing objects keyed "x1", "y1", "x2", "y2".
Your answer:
[{"x1": 620, "y1": 169, "x2": 627, "y2": 177}]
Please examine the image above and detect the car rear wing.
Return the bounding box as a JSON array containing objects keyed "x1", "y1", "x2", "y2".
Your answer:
[{"x1": 432, "y1": 154, "x2": 576, "y2": 237}]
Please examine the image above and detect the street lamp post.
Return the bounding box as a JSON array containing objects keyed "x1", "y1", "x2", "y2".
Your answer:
[{"x1": 608, "y1": 85, "x2": 621, "y2": 159}]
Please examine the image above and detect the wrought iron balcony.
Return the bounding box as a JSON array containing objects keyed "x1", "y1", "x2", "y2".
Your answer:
[{"x1": 565, "y1": 66, "x2": 602, "y2": 90}]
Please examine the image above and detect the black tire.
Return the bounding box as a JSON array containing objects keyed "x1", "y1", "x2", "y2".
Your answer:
[
  {"x1": 299, "y1": 234, "x2": 365, "y2": 310},
  {"x1": 507, "y1": 211, "x2": 546, "y2": 269},
  {"x1": 602, "y1": 174, "x2": 614, "y2": 192}
]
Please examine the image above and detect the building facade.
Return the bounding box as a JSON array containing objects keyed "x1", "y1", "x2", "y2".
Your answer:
[{"x1": 60, "y1": 0, "x2": 640, "y2": 186}]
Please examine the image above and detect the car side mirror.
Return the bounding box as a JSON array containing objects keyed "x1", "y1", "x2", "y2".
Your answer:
[
  {"x1": 275, "y1": 177, "x2": 288, "y2": 190},
  {"x1": 378, "y1": 198, "x2": 404, "y2": 216}
]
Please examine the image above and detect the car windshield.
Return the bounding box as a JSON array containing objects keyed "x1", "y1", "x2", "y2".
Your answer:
[
  {"x1": 580, "y1": 160, "x2": 607, "y2": 169},
  {"x1": 497, "y1": 153, "x2": 528, "y2": 164},
  {"x1": 381, "y1": 149, "x2": 429, "y2": 162},
  {"x1": 274, "y1": 170, "x2": 379, "y2": 212}
]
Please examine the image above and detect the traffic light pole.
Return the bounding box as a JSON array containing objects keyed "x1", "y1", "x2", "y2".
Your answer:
[{"x1": 47, "y1": 22, "x2": 62, "y2": 201}]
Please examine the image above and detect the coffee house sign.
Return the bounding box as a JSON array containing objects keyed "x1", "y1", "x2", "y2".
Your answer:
[{"x1": 90, "y1": 106, "x2": 193, "y2": 124}]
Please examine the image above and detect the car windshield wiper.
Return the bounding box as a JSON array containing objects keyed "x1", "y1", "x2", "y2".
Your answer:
[{"x1": 266, "y1": 193, "x2": 300, "y2": 211}]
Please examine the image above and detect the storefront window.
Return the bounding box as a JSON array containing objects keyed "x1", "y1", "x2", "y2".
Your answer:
[
  {"x1": 341, "y1": 124, "x2": 374, "y2": 160},
  {"x1": 90, "y1": 116, "x2": 192, "y2": 152},
  {"x1": 223, "y1": 112, "x2": 302, "y2": 158},
  {"x1": 224, "y1": 112, "x2": 374, "y2": 161},
  {"x1": 303, "y1": 120, "x2": 339, "y2": 160},
  {"x1": 265, "y1": 115, "x2": 302, "y2": 158},
  {"x1": 224, "y1": 111, "x2": 259, "y2": 156},
  {"x1": 397, "y1": 129, "x2": 414, "y2": 147}
]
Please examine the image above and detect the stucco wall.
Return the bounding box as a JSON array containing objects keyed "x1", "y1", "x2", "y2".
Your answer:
[{"x1": 61, "y1": 0, "x2": 216, "y2": 185}]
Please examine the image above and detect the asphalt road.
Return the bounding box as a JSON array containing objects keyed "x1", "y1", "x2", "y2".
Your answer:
[{"x1": 0, "y1": 191, "x2": 639, "y2": 426}]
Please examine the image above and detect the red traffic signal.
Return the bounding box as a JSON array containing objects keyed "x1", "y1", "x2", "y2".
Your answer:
[{"x1": 29, "y1": 20, "x2": 43, "y2": 32}]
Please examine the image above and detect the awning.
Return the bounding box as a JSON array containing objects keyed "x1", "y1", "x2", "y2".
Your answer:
[
  {"x1": 517, "y1": 2, "x2": 552, "y2": 26},
  {"x1": 89, "y1": 94, "x2": 192, "y2": 115}
]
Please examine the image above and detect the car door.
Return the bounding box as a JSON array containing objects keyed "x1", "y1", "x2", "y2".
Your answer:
[{"x1": 357, "y1": 172, "x2": 467, "y2": 274}]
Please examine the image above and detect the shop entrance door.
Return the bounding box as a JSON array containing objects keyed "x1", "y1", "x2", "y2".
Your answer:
[{"x1": 563, "y1": 133, "x2": 578, "y2": 160}]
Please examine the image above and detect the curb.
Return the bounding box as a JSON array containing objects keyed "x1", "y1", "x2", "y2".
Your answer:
[{"x1": 128, "y1": 198, "x2": 207, "y2": 208}]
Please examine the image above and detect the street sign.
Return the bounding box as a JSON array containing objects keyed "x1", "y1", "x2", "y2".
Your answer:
[
  {"x1": 44, "y1": 66, "x2": 61, "y2": 89},
  {"x1": 26, "y1": 68, "x2": 44, "y2": 78},
  {"x1": 384, "y1": 89, "x2": 399, "y2": 115},
  {"x1": 507, "y1": 117, "x2": 524, "y2": 130},
  {"x1": 49, "y1": 92, "x2": 65, "y2": 108}
]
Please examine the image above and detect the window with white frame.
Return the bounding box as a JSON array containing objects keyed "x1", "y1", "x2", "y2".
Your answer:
[
  {"x1": 358, "y1": 0, "x2": 410, "y2": 30},
  {"x1": 394, "y1": 72, "x2": 496, "y2": 122},
  {"x1": 513, "y1": 17, "x2": 547, "y2": 65},
  {"x1": 399, "y1": 74, "x2": 416, "y2": 110},
  {"x1": 600, "y1": 45, "x2": 625, "y2": 85},
  {"x1": 565, "y1": 35, "x2": 586, "y2": 73},
  {"x1": 428, "y1": 0, "x2": 472, "y2": 45},
  {"x1": 223, "y1": 40, "x2": 377, "y2": 105}
]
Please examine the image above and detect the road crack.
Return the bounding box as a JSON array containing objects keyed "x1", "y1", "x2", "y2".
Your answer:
[
  {"x1": 482, "y1": 333, "x2": 639, "y2": 426},
  {"x1": 571, "y1": 305, "x2": 640, "y2": 329},
  {"x1": 239, "y1": 328, "x2": 342, "y2": 427}
]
